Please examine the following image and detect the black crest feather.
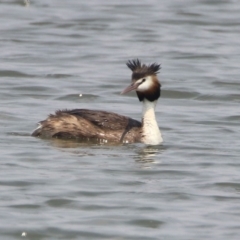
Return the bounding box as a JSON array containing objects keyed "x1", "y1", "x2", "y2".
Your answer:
[
  {"x1": 126, "y1": 59, "x2": 142, "y2": 72},
  {"x1": 126, "y1": 59, "x2": 161, "y2": 79}
]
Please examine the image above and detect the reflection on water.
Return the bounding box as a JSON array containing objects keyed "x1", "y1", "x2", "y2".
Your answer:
[
  {"x1": 23, "y1": 0, "x2": 30, "y2": 7},
  {"x1": 34, "y1": 138, "x2": 162, "y2": 165},
  {"x1": 134, "y1": 145, "x2": 165, "y2": 166},
  {"x1": 41, "y1": 137, "x2": 124, "y2": 149},
  {"x1": 34, "y1": 137, "x2": 165, "y2": 169}
]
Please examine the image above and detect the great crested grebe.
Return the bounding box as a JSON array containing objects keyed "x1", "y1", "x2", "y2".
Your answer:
[{"x1": 32, "y1": 59, "x2": 163, "y2": 145}]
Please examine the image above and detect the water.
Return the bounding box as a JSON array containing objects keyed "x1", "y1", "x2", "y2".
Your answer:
[{"x1": 1, "y1": 0, "x2": 240, "y2": 239}]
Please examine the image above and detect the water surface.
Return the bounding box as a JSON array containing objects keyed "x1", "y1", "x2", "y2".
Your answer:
[{"x1": 0, "y1": 0, "x2": 240, "y2": 239}]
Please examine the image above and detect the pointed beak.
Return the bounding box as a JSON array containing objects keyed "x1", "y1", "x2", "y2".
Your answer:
[{"x1": 121, "y1": 82, "x2": 140, "y2": 95}]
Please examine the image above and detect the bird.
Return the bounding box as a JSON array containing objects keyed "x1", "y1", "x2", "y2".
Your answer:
[{"x1": 32, "y1": 59, "x2": 163, "y2": 145}]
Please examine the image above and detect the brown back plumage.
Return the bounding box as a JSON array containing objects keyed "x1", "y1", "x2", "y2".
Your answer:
[{"x1": 32, "y1": 109, "x2": 142, "y2": 143}]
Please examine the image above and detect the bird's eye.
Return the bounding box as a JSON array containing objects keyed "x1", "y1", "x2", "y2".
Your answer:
[{"x1": 142, "y1": 78, "x2": 146, "y2": 82}]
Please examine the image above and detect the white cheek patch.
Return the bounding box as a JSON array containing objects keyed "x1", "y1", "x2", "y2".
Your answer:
[{"x1": 136, "y1": 76, "x2": 152, "y2": 92}]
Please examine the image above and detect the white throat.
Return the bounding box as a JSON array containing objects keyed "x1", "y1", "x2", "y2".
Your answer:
[{"x1": 141, "y1": 99, "x2": 163, "y2": 145}]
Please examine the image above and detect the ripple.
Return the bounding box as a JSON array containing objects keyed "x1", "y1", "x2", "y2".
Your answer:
[
  {"x1": 46, "y1": 73, "x2": 74, "y2": 78},
  {"x1": 76, "y1": 190, "x2": 114, "y2": 197},
  {"x1": 212, "y1": 81, "x2": 240, "y2": 88},
  {"x1": 0, "y1": 180, "x2": 37, "y2": 187},
  {"x1": 127, "y1": 219, "x2": 165, "y2": 228},
  {"x1": 83, "y1": 204, "x2": 125, "y2": 211},
  {"x1": 133, "y1": 169, "x2": 198, "y2": 177},
  {"x1": 196, "y1": 93, "x2": 240, "y2": 102},
  {"x1": 0, "y1": 70, "x2": 35, "y2": 78},
  {"x1": 223, "y1": 115, "x2": 240, "y2": 121},
  {"x1": 45, "y1": 198, "x2": 74, "y2": 207},
  {"x1": 119, "y1": 180, "x2": 145, "y2": 186},
  {"x1": 9, "y1": 204, "x2": 42, "y2": 209},
  {"x1": 11, "y1": 85, "x2": 53, "y2": 92},
  {"x1": 215, "y1": 182, "x2": 240, "y2": 192},
  {"x1": 46, "y1": 227, "x2": 111, "y2": 239},
  {"x1": 213, "y1": 195, "x2": 240, "y2": 201},
  {"x1": 163, "y1": 89, "x2": 200, "y2": 99}
]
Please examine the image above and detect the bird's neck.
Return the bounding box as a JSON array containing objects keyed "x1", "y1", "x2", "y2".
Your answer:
[{"x1": 141, "y1": 99, "x2": 163, "y2": 145}]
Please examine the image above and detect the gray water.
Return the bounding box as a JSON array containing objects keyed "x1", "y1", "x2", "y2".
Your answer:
[{"x1": 1, "y1": 0, "x2": 240, "y2": 239}]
